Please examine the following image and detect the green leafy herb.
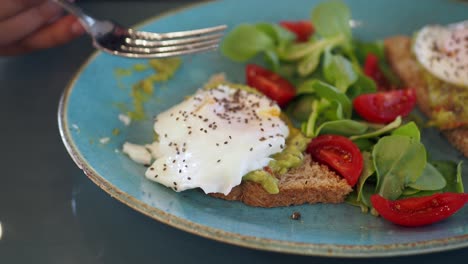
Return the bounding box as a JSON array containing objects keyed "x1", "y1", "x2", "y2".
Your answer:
[
  {"x1": 407, "y1": 163, "x2": 446, "y2": 191},
  {"x1": 432, "y1": 160, "x2": 465, "y2": 193},
  {"x1": 255, "y1": 23, "x2": 295, "y2": 48},
  {"x1": 346, "y1": 72, "x2": 377, "y2": 99},
  {"x1": 322, "y1": 50, "x2": 358, "y2": 92},
  {"x1": 373, "y1": 135, "x2": 427, "y2": 200},
  {"x1": 221, "y1": 24, "x2": 274, "y2": 62},
  {"x1": 311, "y1": 0, "x2": 351, "y2": 39},
  {"x1": 391, "y1": 121, "x2": 420, "y2": 141},
  {"x1": 350, "y1": 116, "x2": 402, "y2": 140},
  {"x1": 315, "y1": 119, "x2": 368, "y2": 136},
  {"x1": 297, "y1": 79, "x2": 352, "y2": 118},
  {"x1": 278, "y1": 35, "x2": 345, "y2": 61}
]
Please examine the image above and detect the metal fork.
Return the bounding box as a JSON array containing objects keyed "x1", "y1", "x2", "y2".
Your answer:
[{"x1": 52, "y1": 0, "x2": 227, "y2": 58}]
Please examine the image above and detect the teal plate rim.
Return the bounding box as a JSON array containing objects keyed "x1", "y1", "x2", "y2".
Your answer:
[{"x1": 58, "y1": 0, "x2": 468, "y2": 258}]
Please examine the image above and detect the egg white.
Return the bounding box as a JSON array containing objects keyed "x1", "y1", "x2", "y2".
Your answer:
[
  {"x1": 413, "y1": 20, "x2": 468, "y2": 87},
  {"x1": 144, "y1": 85, "x2": 289, "y2": 195}
]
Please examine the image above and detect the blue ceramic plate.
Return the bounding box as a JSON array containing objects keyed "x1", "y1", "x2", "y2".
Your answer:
[{"x1": 59, "y1": 0, "x2": 468, "y2": 257}]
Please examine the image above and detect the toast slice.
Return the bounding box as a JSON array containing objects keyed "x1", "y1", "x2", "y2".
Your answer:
[
  {"x1": 210, "y1": 155, "x2": 353, "y2": 207},
  {"x1": 384, "y1": 36, "x2": 468, "y2": 158}
]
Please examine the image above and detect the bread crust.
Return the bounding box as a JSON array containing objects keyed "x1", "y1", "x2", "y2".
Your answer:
[
  {"x1": 210, "y1": 155, "x2": 352, "y2": 207},
  {"x1": 384, "y1": 36, "x2": 468, "y2": 158}
]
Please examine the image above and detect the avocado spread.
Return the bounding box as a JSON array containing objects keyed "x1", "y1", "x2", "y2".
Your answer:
[{"x1": 421, "y1": 67, "x2": 468, "y2": 129}]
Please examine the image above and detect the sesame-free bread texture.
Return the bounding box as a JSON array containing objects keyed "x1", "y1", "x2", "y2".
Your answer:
[
  {"x1": 210, "y1": 155, "x2": 353, "y2": 207},
  {"x1": 384, "y1": 36, "x2": 468, "y2": 158}
]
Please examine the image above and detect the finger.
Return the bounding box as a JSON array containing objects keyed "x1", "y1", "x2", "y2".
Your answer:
[
  {"x1": 0, "y1": 15, "x2": 85, "y2": 56},
  {"x1": 0, "y1": 0, "x2": 46, "y2": 20},
  {"x1": 0, "y1": 0, "x2": 64, "y2": 46}
]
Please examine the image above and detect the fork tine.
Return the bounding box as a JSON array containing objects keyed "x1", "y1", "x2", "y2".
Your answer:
[
  {"x1": 129, "y1": 25, "x2": 227, "y2": 41},
  {"x1": 117, "y1": 44, "x2": 219, "y2": 59},
  {"x1": 126, "y1": 33, "x2": 224, "y2": 48},
  {"x1": 121, "y1": 38, "x2": 221, "y2": 54}
]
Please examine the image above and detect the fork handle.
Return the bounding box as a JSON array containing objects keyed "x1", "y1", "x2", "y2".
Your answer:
[{"x1": 52, "y1": 0, "x2": 97, "y2": 32}]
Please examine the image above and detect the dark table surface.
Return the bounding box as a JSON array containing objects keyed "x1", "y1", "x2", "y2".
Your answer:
[{"x1": 1, "y1": 1, "x2": 467, "y2": 263}]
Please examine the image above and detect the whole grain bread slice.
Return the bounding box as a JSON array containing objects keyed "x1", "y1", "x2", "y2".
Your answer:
[
  {"x1": 384, "y1": 36, "x2": 468, "y2": 158},
  {"x1": 210, "y1": 155, "x2": 352, "y2": 207}
]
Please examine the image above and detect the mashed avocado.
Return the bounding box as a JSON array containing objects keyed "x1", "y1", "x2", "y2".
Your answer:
[
  {"x1": 421, "y1": 67, "x2": 468, "y2": 129},
  {"x1": 244, "y1": 124, "x2": 310, "y2": 194}
]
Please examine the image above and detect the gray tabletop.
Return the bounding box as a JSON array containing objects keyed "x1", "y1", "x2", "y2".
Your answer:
[{"x1": 1, "y1": 1, "x2": 467, "y2": 263}]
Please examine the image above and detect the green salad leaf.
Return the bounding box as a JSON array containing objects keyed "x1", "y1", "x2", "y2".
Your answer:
[
  {"x1": 391, "y1": 121, "x2": 420, "y2": 141},
  {"x1": 407, "y1": 163, "x2": 446, "y2": 191},
  {"x1": 255, "y1": 23, "x2": 295, "y2": 47},
  {"x1": 353, "y1": 40, "x2": 385, "y2": 63},
  {"x1": 350, "y1": 116, "x2": 402, "y2": 140},
  {"x1": 311, "y1": 0, "x2": 351, "y2": 39},
  {"x1": 323, "y1": 49, "x2": 358, "y2": 92},
  {"x1": 373, "y1": 135, "x2": 427, "y2": 200},
  {"x1": 346, "y1": 72, "x2": 377, "y2": 99},
  {"x1": 432, "y1": 160, "x2": 465, "y2": 193},
  {"x1": 315, "y1": 119, "x2": 368, "y2": 136},
  {"x1": 221, "y1": 24, "x2": 274, "y2": 62},
  {"x1": 278, "y1": 35, "x2": 345, "y2": 61},
  {"x1": 297, "y1": 79, "x2": 352, "y2": 118}
]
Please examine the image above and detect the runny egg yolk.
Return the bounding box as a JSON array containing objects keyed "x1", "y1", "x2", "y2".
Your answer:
[{"x1": 145, "y1": 85, "x2": 289, "y2": 195}]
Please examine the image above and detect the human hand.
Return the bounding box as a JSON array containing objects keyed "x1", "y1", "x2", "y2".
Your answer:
[{"x1": 0, "y1": 0, "x2": 85, "y2": 56}]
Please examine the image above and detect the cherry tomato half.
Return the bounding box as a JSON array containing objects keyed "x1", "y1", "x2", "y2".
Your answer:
[
  {"x1": 306, "y1": 135, "x2": 363, "y2": 187},
  {"x1": 371, "y1": 193, "x2": 468, "y2": 227},
  {"x1": 246, "y1": 64, "x2": 296, "y2": 107},
  {"x1": 353, "y1": 89, "x2": 417, "y2": 123},
  {"x1": 279, "y1": 20, "x2": 314, "y2": 42},
  {"x1": 363, "y1": 53, "x2": 390, "y2": 90}
]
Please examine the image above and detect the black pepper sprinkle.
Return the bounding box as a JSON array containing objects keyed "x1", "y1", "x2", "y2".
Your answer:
[
  {"x1": 268, "y1": 144, "x2": 272, "y2": 147},
  {"x1": 217, "y1": 159, "x2": 221, "y2": 163},
  {"x1": 154, "y1": 174, "x2": 158, "y2": 178},
  {"x1": 224, "y1": 141, "x2": 228, "y2": 144},
  {"x1": 291, "y1": 212, "x2": 301, "y2": 220},
  {"x1": 179, "y1": 169, "x2": 182, "y2": 173},
  {"x1": 188, "y1": 177, "x2": 191, "y2": 180},
  {"x1": 172, "y1": 160, "x2": 176, "y2": 163},
  {"x1": 173, "y1": 182, "x2": 177, "y2": 186},
  {"x1": 149, "y1": 167, "x2": 154, "y2": 171},
  {"x1": 250, "y1": 147, "x2": 253, "y2": 151}
]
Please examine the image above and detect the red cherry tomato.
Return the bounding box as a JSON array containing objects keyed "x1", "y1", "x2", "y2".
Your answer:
[
  {"x1": 306, "y1": 135, "x2": 363, "y2": 187},
  {"x1": 279, "y1": 20, "x2": 314, "y2": 42},
  {"x1": 246, "y1": 64, "x2": 296, "y2": 107},
  {"x1": 353, "y1": 89, "x2": 417, "y2": 123},
  {"x1": 371, "y1": 193, "x2": 468, "y2": 227},
  {"x1": 363, "y1": 53, "x2": 390, "y2": 90}
]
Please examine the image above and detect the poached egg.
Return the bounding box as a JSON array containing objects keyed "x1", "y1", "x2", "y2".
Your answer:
[
  {"x1": 144, "y1": 84, "x2": 289, "y2": 195},
  {"x1": 413, "y1": 20, "x2": 468, "y2": 87}
]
